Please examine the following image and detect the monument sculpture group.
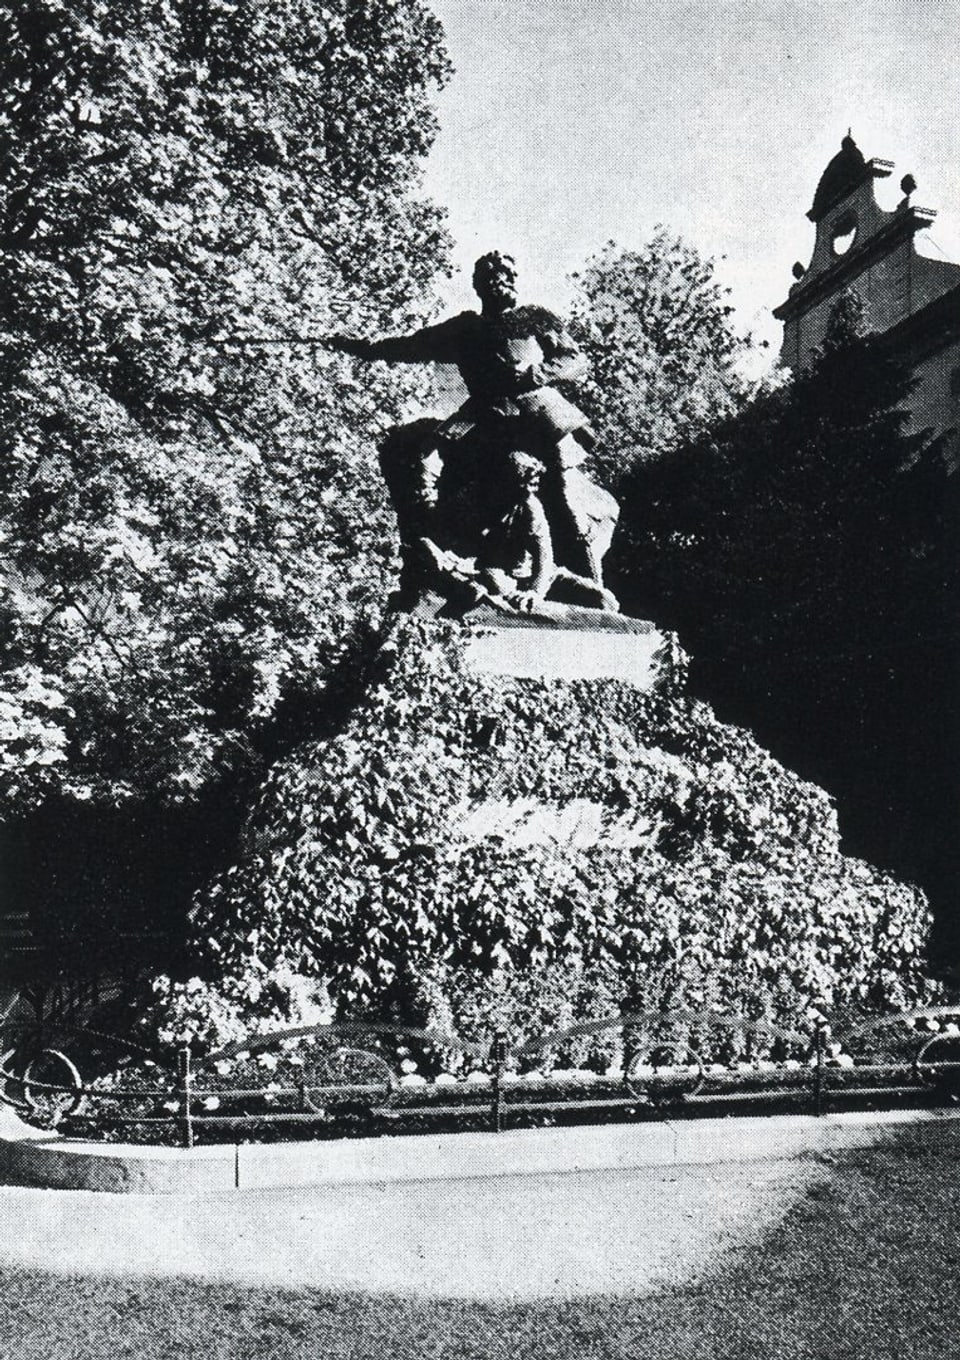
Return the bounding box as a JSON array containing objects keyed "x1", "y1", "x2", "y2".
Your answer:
[
  {"x1": 125, "y1": 235, "x2": 932, "y2": 1096},
  {"x1": 328, "y1": 251, "x2": 620, "y2": 617}
]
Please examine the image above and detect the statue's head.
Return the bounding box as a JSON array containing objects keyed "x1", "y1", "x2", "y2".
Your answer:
[
  {"x1": 472, "y1": 252, "x2": 517, "y2": 312},
  {"x1": 505, "y1": 449, "x2": 543, "y2": 494}
]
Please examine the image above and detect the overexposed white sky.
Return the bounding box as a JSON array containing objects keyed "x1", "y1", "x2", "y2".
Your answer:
[{"x1": 422, "y1": 1, "x2": 960, "y2": 352}]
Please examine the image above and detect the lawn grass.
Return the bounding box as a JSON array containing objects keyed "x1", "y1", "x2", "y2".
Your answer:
[{"x1": 2, "y1": 1119, "x2": 960, "y2": 1359}]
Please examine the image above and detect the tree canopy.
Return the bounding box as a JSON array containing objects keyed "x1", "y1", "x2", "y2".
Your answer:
[
  {"x1": 0, "y1": 0, "x2": 452, "y2": 813},
  {"x1": 619, "y1": 291, "x2": 946, "y2": 683},
  {"x1": 566, "y1": 231, "x2": 753, "y2": 492}
]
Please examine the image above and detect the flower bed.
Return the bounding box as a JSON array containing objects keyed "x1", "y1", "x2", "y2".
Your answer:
[{"x1": 6, "y1": 1008, "x2": 960, "y2": 1148}]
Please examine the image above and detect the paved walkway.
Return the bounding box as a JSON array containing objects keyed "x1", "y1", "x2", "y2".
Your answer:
[
  {"x1": 2, "y1": 1110, "x2": 956, "y2": 1299},
  {"x1": 0, "y1": 1157, "x2": 823, "y2": 1299}
]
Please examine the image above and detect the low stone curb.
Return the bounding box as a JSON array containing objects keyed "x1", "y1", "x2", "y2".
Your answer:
[{"x1": 3, "y1": 1105, "x2": 960, "y2": 1195}]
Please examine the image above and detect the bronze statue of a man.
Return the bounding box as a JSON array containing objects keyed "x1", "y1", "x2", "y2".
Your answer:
[{"x1": 329, "y1": 252, "x2": 619, "y2": 612}]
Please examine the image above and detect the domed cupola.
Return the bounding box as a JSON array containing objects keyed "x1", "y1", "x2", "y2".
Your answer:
[{"x1": 808, "y1": 134, "x2": 870, "y2": 221}]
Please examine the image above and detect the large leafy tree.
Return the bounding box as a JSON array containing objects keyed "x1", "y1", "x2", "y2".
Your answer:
[
  {"x1": 566, "y1": 231, "x2": 753, "y2": 492},
  {"x1": 0, "y1": 0, "x2": 452, "y2": 815}
]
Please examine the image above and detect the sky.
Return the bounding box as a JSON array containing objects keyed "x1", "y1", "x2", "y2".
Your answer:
[{"x1": 421, "y1": 1, "x2": 960, "y2": 357}]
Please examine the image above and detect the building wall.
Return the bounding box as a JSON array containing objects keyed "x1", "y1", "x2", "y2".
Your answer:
[
  {"x1": 785, "y1": 296, "x2": 960, "y2": 452},
  {"x1": 781, "y1": 234, "x2": 918, "y2": 369}
]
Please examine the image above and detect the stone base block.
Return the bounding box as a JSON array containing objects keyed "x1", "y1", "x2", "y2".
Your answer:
[{"x1": 463, "y1": 618, "x2": 666, "y2": 684}]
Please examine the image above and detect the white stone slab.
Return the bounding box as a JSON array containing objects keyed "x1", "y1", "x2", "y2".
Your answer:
[{"x1": 464, "y1": 625, "x2": 666, "y2": 684}]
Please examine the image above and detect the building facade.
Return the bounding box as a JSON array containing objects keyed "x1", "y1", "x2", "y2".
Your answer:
[{"x1": 773, "y1": 134, "x2": 960, "y2": 452}]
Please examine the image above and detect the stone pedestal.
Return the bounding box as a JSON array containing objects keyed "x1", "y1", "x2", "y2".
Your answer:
[
  {"x1": 182, "y1": 611, "x2": 931, "y2": 1055},
  {"x1": 463, "y1": 613, "x2": 665, "y2": 685}
]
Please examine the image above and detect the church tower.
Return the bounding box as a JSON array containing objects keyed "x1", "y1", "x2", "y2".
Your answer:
[{"x1": 773, "y1": 134, "x2": 960, "y2": 450}]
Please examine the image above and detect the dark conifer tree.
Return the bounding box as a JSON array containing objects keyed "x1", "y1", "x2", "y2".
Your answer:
[{"x1": 615, "y1": 291, "x2": 959, "y2": 960}]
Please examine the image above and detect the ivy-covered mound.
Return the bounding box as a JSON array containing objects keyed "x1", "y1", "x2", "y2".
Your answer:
[{"x1": 150, "y1": 617, "x2": 932, "y2": 1053}]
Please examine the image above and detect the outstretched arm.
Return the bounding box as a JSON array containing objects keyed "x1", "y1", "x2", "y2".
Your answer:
[{"x1": 326, "y1": 315, "x2": 463, "y2": 365}]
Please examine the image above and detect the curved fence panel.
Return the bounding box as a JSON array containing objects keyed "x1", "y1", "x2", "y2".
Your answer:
[{"x1": 2, "y1": 1004, "x2": 957, "y2": 1145}]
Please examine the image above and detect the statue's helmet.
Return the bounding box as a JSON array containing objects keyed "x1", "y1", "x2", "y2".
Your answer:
[{"x1": 472, "y1": 251, "x2": 517, "y2": 295}]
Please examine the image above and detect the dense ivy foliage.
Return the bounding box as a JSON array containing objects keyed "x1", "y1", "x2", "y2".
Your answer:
[
  {"x1": 147, "y1": 618, "x2": 932, "y2": 1051},
  {"x1": 0, "y1": 0, "x2": 452, "y2": 811}
]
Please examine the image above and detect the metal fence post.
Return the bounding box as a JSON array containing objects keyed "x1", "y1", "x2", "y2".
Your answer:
[
  {"x1": 490, "y1": 1031, "x2": 507, "y2": 1134},
  {"x1": 813, "y1": 1018, "x2": 825, "y2": 1117},
  {"x1": 178, "y1": 1043, "x2": 194, "y2": 1149}
]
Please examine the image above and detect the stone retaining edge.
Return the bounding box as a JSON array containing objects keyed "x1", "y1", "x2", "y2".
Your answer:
[{"x1": 4, "y1": 1105, "x2": 960, "y2": 1195}]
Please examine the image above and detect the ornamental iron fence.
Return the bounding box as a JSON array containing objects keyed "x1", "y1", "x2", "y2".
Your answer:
[{"x1": 2, "y1": 1005, "x2": 960, "y2": 1148}]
